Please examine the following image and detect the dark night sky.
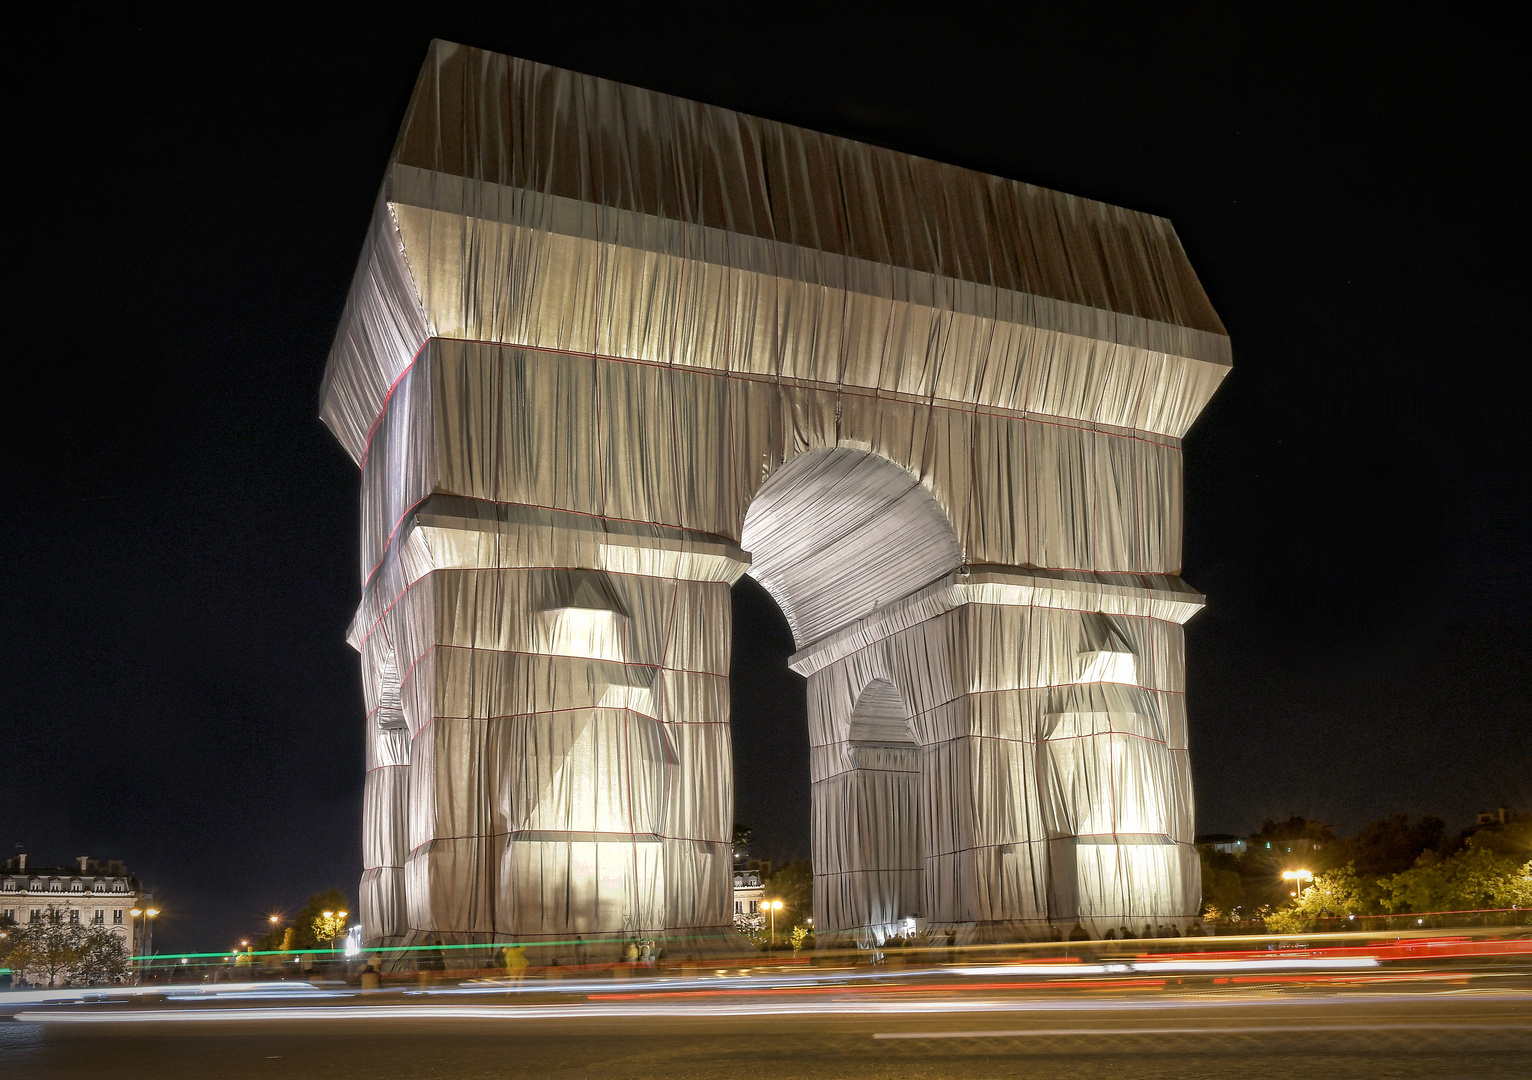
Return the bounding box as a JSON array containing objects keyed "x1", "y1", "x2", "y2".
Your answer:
[{"x1": 5, "y1": 8, "x2": 1527, "y2": 952}]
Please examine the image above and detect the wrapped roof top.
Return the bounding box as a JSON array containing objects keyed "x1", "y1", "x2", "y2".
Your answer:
[{"x1": 321, "y1": 40, "x2": 1229, "y2": 463}]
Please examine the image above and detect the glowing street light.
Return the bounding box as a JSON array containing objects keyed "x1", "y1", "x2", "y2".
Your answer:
[
  {"x1": 1281, "y1": 869, "x2": 1314, "y2": 898},
  {"x1": 129, "y1": 907, "x2": 159, "y2": 983},
  {"x1": 766, "y1": 900, "x2": 784, "y2": 947},
  {"x1": 317, "y1": 910, "x2": 351, "y2": 954}
]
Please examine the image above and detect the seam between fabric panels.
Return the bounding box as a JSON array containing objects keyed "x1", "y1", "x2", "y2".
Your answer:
[
  {"x1": 395, "y1": 643, "x2": 730, "y2": 684},
  {"x1": 815, "y1": 727, "x2": 1180, "y2": 751},
  {"x1": 917, "y1": 837, "x2": 1198, "y2": 862},
  {"x1": 378, "y1": 705, "x2": 732, "y2": 732},
  {"x1": 405, "y1": 831, "x2": 730, "y2": 853}
]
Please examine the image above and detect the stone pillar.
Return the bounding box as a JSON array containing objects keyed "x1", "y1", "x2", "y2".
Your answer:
[
  {"x1": 358, "y1": 643, "x2": 409, "y2": 943},
  {"x1": 792, "y1": 568, "x2": 1202, "y2": 944},
  {"x1": 358, "y1": 496, "x2": 748, "y2": 951},
  {"x1": 810, "y1": 679, "x2": 925, "y2": 945}
]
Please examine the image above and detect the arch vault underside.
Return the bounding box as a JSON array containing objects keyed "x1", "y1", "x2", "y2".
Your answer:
[{"x1": 323, "y1": 41, "x2": 1230, "y2": 954}]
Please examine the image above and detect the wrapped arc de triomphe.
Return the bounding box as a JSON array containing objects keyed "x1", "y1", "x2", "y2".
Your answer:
[{"x1": 321, "y1": 41, "x2": 1231, "y2": 957}]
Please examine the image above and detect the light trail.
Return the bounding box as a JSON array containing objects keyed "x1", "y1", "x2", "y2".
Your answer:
[
  {"x1": 16, "y1": 989, "x2": 1531, "y2": 1025},
  {"x1": 874, "y1": 1023, "x2": 1527, "y2": 1039},
  {"x1": 0, "y1": 982, "x2": 320, "y2": 1006},
  {"x1": 413, "y1": 953, "x2": 1379, "y2": 999}
]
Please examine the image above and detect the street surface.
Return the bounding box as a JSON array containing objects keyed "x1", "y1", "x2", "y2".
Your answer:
[{"x1": 3, "y1": 942, "x2": 1529, "y2": 1078}]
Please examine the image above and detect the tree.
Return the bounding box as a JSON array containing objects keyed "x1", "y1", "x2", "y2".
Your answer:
[
  {"x1": 1461, "y1": 818, "x2": 1532, "y2": 862},
  {"x1": 732, "y1": 822, "x2": 754, "y2": 863},
  {"x1": 1, "y1": 907, "x2": 131, "y2": 987},
  {"x1": 1250, "y1": 817, "x2": 1339, "y2": 866},
  {"x1": 70, "y1": 925, "x2": 132, "y2": 985},
  {"x1": 280, "y1": 888, "x2": 351, "y2": 952},
  {"x1": 1379, "y1": 841, "x2": 1532, "y2": 914},
  {"x1": 1337, "y1": 814, "x2": 1448, "y2": 880},
  {"x1": 0, "y1": 911, "x2": 19, "y2": 981},
  {"x1": 313, "y1": 910, "x2": 348, "y2": 951},
  {"x1": 1198, "y1": 848, "x2": 1246, "y2": 919},
  {"x1": 733, "y1": 907, "x2": 765, "y2": 944},
  {"x1": 1264, "y1": 866, "x2": 1365, "y2": 934},
  {"x1": 765, "y1": 860, "x2": 813, "y2": 927}
]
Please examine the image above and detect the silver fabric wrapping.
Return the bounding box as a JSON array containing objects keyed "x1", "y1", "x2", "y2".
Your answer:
[{"x1": 326, "y1": 41, "x2": 1227, "y2": 950}]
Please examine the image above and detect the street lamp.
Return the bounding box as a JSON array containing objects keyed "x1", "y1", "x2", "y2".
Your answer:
[
  {"x1": 129, "y1": 907, "x2": 159, "y2": 982},
  {"x1": 766, "y1": 900, "x2": 784, "y2": 948},
  {"x1": 318, "y1": 910, "x2": 350, "y2": 954},
  {"x1": 1281, "y1": 869, "x2": 1313, "y2": 898}
]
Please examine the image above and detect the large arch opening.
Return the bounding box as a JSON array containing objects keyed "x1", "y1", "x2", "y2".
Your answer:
[
  {"x1": 740, "y1": 448, "x2": 963, "y2": 649},
  {"x1": 734, "y1": 448, "x2": 962, "y2": 946}
]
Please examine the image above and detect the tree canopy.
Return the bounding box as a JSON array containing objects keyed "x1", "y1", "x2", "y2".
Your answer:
[
  {"x1": 1202, "y1": 815, "x2": 1532, "y2": 927},
  {"x1": 0, "y1": 906, "x2": 131, "y2": 987},
  {"x1": 765, "y1": 860, "x2": 813, "y2": 926},
  {"x1": 254, "y1": 887, "x2": 352, "y2": 952}
]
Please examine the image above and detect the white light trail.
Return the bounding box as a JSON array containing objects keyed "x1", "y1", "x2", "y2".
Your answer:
[
  {"x1": 16, "y1": 990, "x2": 1531, "y2": 1026},
  {"x1": 875, "y1": 1023, "x2": 1523, "y2": 1039}
]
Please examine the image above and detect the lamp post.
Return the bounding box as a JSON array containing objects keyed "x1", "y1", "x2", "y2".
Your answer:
[
  {"x1": 1281, "y1": 869, "x2": 1313, "y2": 899},
  {"x1": 766, "y1": 900, "x2": 784, "y2": 949},
  {"x1": 129, "y1": 906, "x2": 159, "y2": 982},
  {"x1": 319, "y1": 910, "x2": 349, "y2": 955}
]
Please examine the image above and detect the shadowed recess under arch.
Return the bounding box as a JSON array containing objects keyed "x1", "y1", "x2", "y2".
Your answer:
[{"x1": 741, "y1": 448, "x2": 963, "y2": 649}]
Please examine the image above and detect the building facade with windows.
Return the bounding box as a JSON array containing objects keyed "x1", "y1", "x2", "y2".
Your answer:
[
  {"x1": 733, "y1": 867, "x2": 764, "y2": 919},
  {"x1": 0, "y1": 855, "x2": 145, "y2": 953},
  {"x1": 1195, "y1": 834, "x2": 1248, "y2": 856}
]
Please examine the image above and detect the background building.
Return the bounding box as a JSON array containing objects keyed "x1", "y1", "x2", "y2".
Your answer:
[
  {"x1": 733, "y1": 867, "x2": 764, "y2": 920},
  {"x1": 1, "y1": 854, "x2": 147, "y2": 954},
  {"x1": 1196, "y1": 834, "x2": 1248, "y2": 856}
]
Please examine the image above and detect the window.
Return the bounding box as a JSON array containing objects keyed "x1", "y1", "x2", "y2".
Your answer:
[
  {"x1": 93, "y1": 910, "x2": 104, "y2": 924},
  {"x1": 2, "y1": 880, "x2": 14, "y2": 892},
  {"x1": 69, "y1": 909, "x2": 80, "y2": 922},
  {"x1": 49, "y1": 881, "x2": 62, "y2": 892},
  {"x1": 70, "y1": 881, "x2": 84, "y2": 892},
  {"x1": 2, "y1": 909, "x2": 12, "y2": 920},
  {"x1": 113, "y1": 909, "x2": 123, "y2": 924},
  {"x1": 735, "y1": 900, "x2": 742, "y2": 914},
  {"x1": 30, "y1": 909, "x2": 40, "y2": 922},
  {"x1": 749, "y1": 900, "x2": 759, "y2": 914},
  {"x1": 93, "y1": 882, "x2": 107, "y2": 893},
  {"x1": 112, "y1": 882, "x2": 127, "y2": 893}
]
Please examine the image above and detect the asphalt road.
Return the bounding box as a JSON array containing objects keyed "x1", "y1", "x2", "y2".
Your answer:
[{"x1": 4, "y1": 984, "x2": 1530, "y2": 1079}]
